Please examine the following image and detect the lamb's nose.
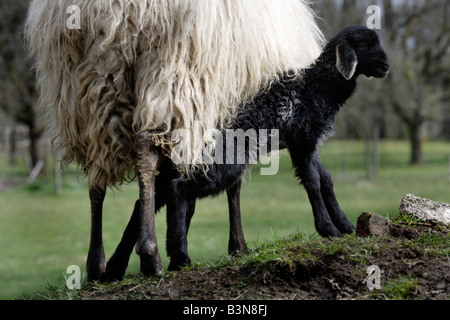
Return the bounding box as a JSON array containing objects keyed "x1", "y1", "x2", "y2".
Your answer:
[{"x1": 380, "y1": 61, "x2": 390, "y2": 75}]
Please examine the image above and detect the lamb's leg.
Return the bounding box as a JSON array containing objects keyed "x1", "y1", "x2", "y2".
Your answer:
[
  {"x1": 166, "y1": 183, "x2": 191, "y2": 271},
  {"x1": 185, "y1": 198, "x2": 196, "y2": 234},
  {"x1": 135, "y1": 132, "x2": 163, "y2": 276},
  {"x1": 104, "y1": 173, "x2": 169, "y2": 281},
  {"x1": 104, "y1": 200, "x2": 140, "y2": 282},
  {"x1": 315, "y1": 155, "x2": 355, "y2": 234},
  {"x1": 227, "y1": 179, "x2": 248, "y2": 255},
  {"x1": 290, "y1": 149, "x2": 343, "y2": 237},
  {"x1": 86, "y1": 187, "x2": 107, "y2": 281}
]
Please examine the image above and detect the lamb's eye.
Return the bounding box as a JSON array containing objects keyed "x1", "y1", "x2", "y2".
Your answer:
[{"x1": 360, "y1": 44, "x2": 369, "y2": 51}]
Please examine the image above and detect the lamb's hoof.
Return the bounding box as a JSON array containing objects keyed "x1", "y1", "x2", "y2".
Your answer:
[
  {"x1": 140, "y1": 254, "x2": 163, "y2": 277},
  {"x1": 318, "y1": 224, "x2": 343, "y2": 238},
  {"x1": 168, "y1": 258, "x2": 192, "y2": 272},
  {"x1": 326, "y1": 230, "x2": 344, "y2": 238},
  {"x1": 103, "y1": 262, "x2": 127, "y2": 282},
  {"x1": 340, "y1": 223, "x2": 356, "y2": 235},
  {"x1": 333, "y1": 218, "x2": 356, "y2": 235}
]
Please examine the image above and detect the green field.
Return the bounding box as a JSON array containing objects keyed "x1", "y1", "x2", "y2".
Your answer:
[{"x1": 0, "y1": 140, "x2": 449, "y2": 299}]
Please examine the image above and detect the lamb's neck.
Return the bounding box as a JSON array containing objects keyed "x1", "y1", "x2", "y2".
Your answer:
[{"x1": 305, "y1": 52, "x2": 358, "y2": 107}]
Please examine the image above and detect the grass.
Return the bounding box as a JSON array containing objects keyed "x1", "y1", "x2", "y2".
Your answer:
[
  {"x1": 1, "y1": 139, "x2": 449, "y2": 299},
  {"x1": 394, "y1": 211, "x2": 424, "y2": 226},
  {"x1": 383, "y1": 277, "x2": 422, "y2": 300},
  {"x1": 22, "y1": 230, "x2": 449, "y2": 300}
]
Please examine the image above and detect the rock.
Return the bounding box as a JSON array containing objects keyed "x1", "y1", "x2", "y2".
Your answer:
[
  {"x1": 399, "y1": 194, "x2": 450, "y2": 227},
  {"x1": 356, "y1": 212, "x2": 393, "y2": 237}
]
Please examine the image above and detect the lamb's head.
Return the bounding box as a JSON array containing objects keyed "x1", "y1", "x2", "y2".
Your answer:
[{"x1": 331, "y1": 26, "x2": 389, "y2": 80}]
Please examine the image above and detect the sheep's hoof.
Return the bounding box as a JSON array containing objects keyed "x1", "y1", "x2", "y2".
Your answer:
[
  {"x1": 228, "y1": 240, "x2": 248, "y2": 256},
  {"x1": 87, "y1": 270, "x2": 106, "y2": 283},
  {"x1": 86, "y1": 252, "x2": 106, "y2": 282}
]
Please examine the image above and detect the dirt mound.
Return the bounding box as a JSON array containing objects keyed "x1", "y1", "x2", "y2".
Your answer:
[{"x1": 76, "y1": 223, "x2": 449, "y2": 300}]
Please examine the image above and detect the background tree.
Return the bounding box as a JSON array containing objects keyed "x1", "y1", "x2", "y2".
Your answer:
[
  {"x1": 383, "y1": 0, "x2": 450, "y2": 164},
  {"x1": 313, "y1": 0, "x2": 450, "y2": 166},
  {"x1": 0, "y1": 1, "x2": 42, "y2": 168}
]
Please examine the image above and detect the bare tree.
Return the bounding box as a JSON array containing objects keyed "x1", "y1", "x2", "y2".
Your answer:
[
  {"x1": 383, "y1": 0, "x2": 450, "y2": 164},
  {"x1": 314, "y1": 0, "x2": 450, "y2": 166},
  {"x1": 0, "y1": 1, "x2": 42, "y2": 168}
]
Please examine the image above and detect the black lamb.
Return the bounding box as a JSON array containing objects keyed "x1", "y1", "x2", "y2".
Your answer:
[{"x1": 104, "y1": 25, "x2": 390, "y2": 280}]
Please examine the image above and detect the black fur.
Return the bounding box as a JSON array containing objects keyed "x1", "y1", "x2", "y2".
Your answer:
[{"x1": 104, "y1": 26, "x2": 389, "y2": 279}]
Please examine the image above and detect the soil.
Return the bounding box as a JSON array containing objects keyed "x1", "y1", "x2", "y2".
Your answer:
[{"x1": 78, "y1": 224, "x2": 450, "y2": 300}]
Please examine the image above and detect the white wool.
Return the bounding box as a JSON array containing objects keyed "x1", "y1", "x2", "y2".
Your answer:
[{"x1": 26, "y1": 0, "x2": 324, "y2": 189}]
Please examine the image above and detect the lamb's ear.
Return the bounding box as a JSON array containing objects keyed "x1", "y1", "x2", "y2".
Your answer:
[{"x1": 336, "y1": 42, "x2": 357, "y2": 80}]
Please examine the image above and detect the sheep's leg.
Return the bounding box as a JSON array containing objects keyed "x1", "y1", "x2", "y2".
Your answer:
[
  {"x1": 315, "y1": 157, "x2": 356, "y2": 234},
  {"x1": 135, "y1": 132, "x2": 163, "y2": 276},
  {"x1": 104, "y1": 200, "x2": 141, "y2": 282},
  {"x1": 227, "y1": 179, "x2": 248, "y2": 255},
  {"x1": 104, "y1": 174, "x2": 170, "y2": 281},
  {"x1": 166, "y1": 183, "x2": 191, "y2": 271},
  {"x1": 290, "y1": 149, "x2": 343, "y2": 237},
  {"x1": 86, "y1": 187, "x2": 107, "y2": 281}
]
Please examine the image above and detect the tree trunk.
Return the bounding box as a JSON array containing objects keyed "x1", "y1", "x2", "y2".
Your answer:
[
  {"x1": 27, "y1": 106, "x2": 40, "y2": 168},
  {"x1": 364, "y1": 137, "x2": 373, "y2": 180},
  {"x1": 18, "y1": 101, "x2": 43, "y2": 170},
  {"x1": 409, "y1": 122, "x2": 423, "y2": 165},
  {"x1": 9, "y1": 123, "x2": 17, "y2": 165},
  {"x1": 364, "y1": 124, "x2": 380, "y2": 180},
  {"x1": 53, "y1": 149, "x2": 62, "y2": 196},
  {"x1": 442, "y1": 102, "x2": 450, "y2": 140},
  {"x1": 29, "y1": 129, "x2": 40, "y2": 169},
  {"x1": 373, "y1": 124, "x2": 380, "y2": 178}
]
